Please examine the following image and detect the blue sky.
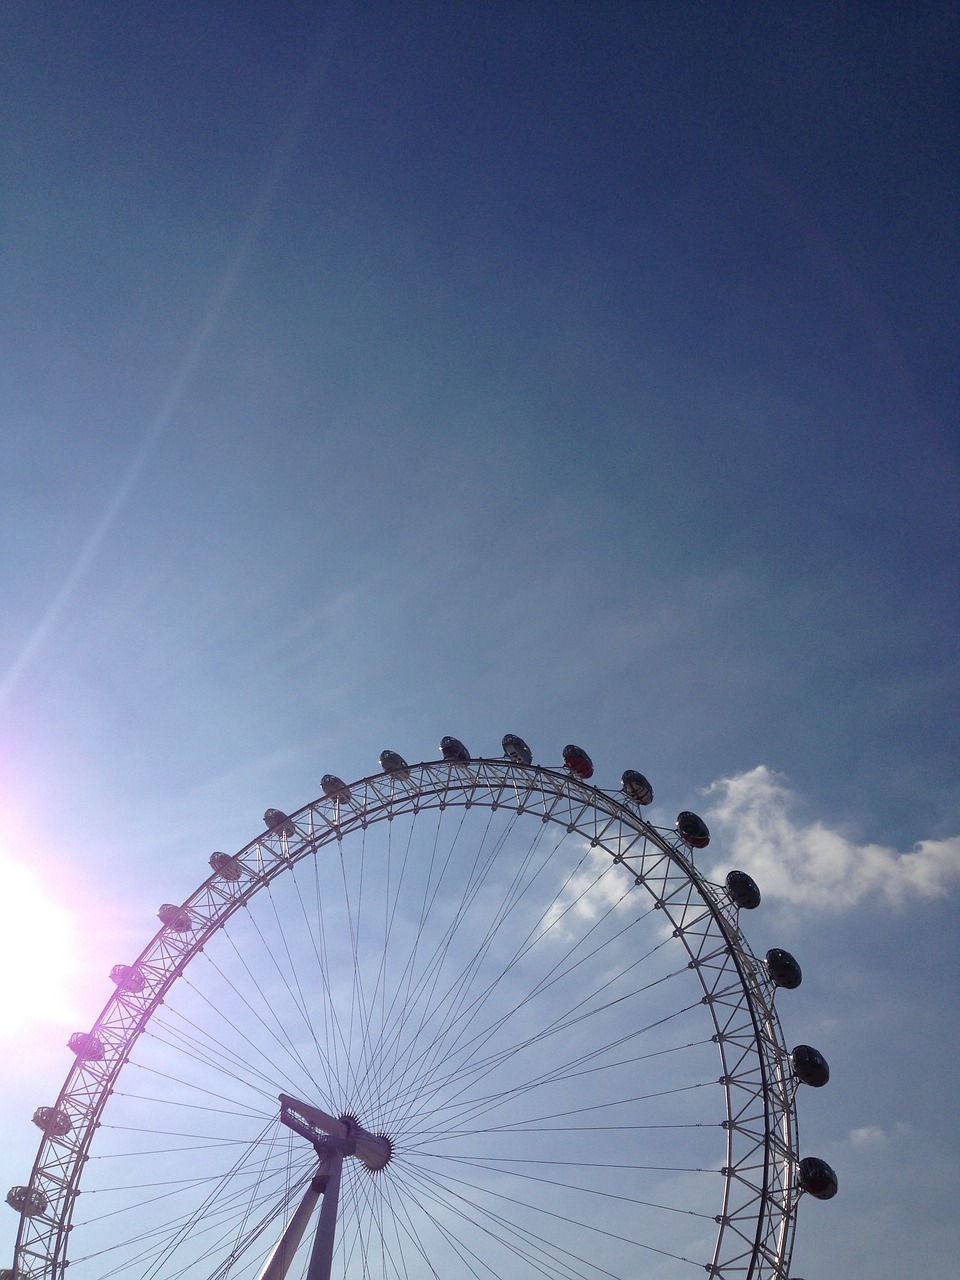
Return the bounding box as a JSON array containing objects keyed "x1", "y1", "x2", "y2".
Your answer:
[{"x1": 1, "y1": 2, "x2": 958, "y2": 1276}]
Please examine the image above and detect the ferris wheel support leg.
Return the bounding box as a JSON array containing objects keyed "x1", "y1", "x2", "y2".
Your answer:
[
  {"x1": 304, "y1": 1151, "x2": 344, "y2": 1280},
  {"x1": 256, "y1": 1171, "x2": 325, "y2": 1280}
]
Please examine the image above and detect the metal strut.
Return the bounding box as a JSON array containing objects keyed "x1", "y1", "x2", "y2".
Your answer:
[{"x1": 255, "y1": 1095, "x2": 391, "y2": 1280}]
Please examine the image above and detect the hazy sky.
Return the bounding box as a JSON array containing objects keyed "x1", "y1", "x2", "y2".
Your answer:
[{"x1": 2, "y1": 3, "x2": 958, "y2": 1277}]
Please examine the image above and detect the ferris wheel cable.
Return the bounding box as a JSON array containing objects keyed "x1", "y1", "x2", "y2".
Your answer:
[
  {"x1": 379, "y1": 1171, "x2": 494, "y2": 1280},
  {"x1": 375, "y1": 850, "x2": 657, "y2": 1107},
  {"x1": 112, "y1": 1091, "x2": 269, "y2": 1122},
  {"x1": 306, "y1": 848, "x2": 354, "y2": 1102},
  {"x1": 90, "y1": 1138, "x2": 273, "y2": 1159},
  {"x1": 339, "y1": 827, "x2": 377, "y2": 1108},
  {"x1": 378, "y1": 850, "x2": 603, "y2": 1115},
  {"x1": 402, "y1": 1157, "x2": 706, "y2": 1273},
  {"x1": 289, "y1": 851, "x2": 355, "y2": 1086},
  {"x1": 74, "y1": 1122, "x2": 292, "y2": 1231},
  {"x1": 193, "y1": 924, "x2": 333, "y2": 1090},
  {"x1": 361, "y1": 807, "x2": 522, "y2": 1117},
  {"x1": 389, "y1": 1156, "x2": 670, "y2": 1280},
  {"x1": 384, "y1": 963, "x2": 699, "y2": 1135},
  {"x1": 455, "y1": 1000, "x2": 710, "y2": 1115},
  {"x1": 72, "y1": 1150, "x2": 301, "y2": 1277},
  {"x1": 388, "y1": 1011, "x2": 710, "y2": 1146},
  {"x1": 261, "y1": 876, "x2": 325, "y2": 1052},
  {"x1": 406, "y1": 1153, "x2": 719, "y2": 1221},
  {"x1": 426, "y1": 1153, "x2": 712, "y2": 1173},
  {"x1": 368, "y1": 808, "x2": 537, "y2": 1118},
  {"x1": 246, "y1": 890, "x2": 330, "y2": 1079},
  {"x1": 399, "y1": 1078, "x2": 715, "y2": 1150},
  {"x1": 81, "y1": 1175, "x2": 303, "y2": 1280},
  {"x1": 364, "y1": 870, "x2": 667, "y2": 1132},
  {"x1": 137, "y1": 1019, "x2": 296, "y2": 1104},
  {"x1": 118, "y1": 1051, "x2": 273, "y2": 1113}
]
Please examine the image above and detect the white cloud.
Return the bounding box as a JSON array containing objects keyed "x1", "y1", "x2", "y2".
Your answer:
[
  {"x1": 704, "y1": 766, "x2": 960, "y2": 909},
  {"x1": 850, "y1": 1125, "x2": 888, "y2": 1148}
]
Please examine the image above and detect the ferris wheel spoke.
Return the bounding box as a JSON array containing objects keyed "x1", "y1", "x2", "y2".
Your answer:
[
  {"x1": 383, "y1": 964, "x2": 701, "y2": 1140},
  {"x1": 387, "y1": 1156, "x2": 639, "y2": 1280}
]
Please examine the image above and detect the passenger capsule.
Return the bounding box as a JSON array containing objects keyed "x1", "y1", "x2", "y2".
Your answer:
[
  {"x1": 379, "y1": 750, "x2": 409, "y2": 777},
  {"x1": 264, "y1": 808, "x2": 295, "y2": 837},
  {"x1": 621, "y1": 770, "x2": 653, "y2": 805},
  {"x1": 502, "y1": 733, "x2": 533, "y2": 765},
  {"x1": 6, "y1": 1186, "x2": 48, "y2": 1217},
  {"x1": 676, "y1": 811, "x2": 710, "y2": 849},
  {"x1": 32, "y1": 1107, "x2": 72, "y2": 1137},
  {"x1": 725, "y1": 869, "x2": 761, "y2": 910},
  {"x1": 440, "y1": 735, "x2": 471, "y2": 763},
  {"x1": 562, "y1": 744, "x2": 594, "y2": 779},
  {"x1": 320, "y1": 774, "x2": 352, "y2": 803},
  {"x1": 766, "y1": 947, "x2": 802, "y2": 989},
  {"x1": 158, "y1": 903, "x2": 193, "y2": 932},
  {"x1": 798, "y1": 1156, "x2": 838, "y2": 1200},
  {"x1": 67, "y1": 1032, "x2": 104, "y2": 1062},
  {"x1": 209, "y1": 851, "x2": 242, "y2": 881},
  {"x1": 792, "y1": 1044, "x2": 830, "y2": 1087},
  {"x1": 109, "y1": 964, "x2": 146, "y2": 992}
]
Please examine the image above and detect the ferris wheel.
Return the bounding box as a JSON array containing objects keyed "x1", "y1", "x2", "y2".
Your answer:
[{"x1": 6, "y1": 734, "x2": 836, "y2": 1280}]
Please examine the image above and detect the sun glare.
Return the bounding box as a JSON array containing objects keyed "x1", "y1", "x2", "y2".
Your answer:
[{"x1": 0, "y1": 851, "x2": 81, "y2": 1040}]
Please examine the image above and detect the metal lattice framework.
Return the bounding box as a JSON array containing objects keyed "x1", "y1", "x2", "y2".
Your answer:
[{"x1": 10, "y1": 757, "x2": 802, "y2": 1280}]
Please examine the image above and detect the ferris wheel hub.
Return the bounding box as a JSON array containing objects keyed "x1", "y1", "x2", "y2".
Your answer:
[{"x1": 279, "y1": 1094, "x2": 393, "y2": 1172}]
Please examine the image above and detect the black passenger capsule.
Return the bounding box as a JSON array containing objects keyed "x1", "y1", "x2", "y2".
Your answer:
[
  {"x1": 379, "y1": 750, "x2": 409, "y2": 777},
  {"x1": 792, "y1": 1044, "x2": 830, "y2": 1087},
  {"x1": 210, "y1": 851, "x2": 242, "y2": 881},
  {"x1": 109, "y1": 964, "x2": 145, "y2": 992},
  {"x1": 67, "y1": 1032, "x2": 104, "y2": 1061},
  {"x1": 321, "y1": 774, "x2": 351, "y2": 803},
  {"x1": 621, "y1": 770, "x2": 653, "y2": 805},
  {"x1": 502, "y1": 733, "x2": 533, "y2": 765},
  {"x1": 798, "y1": 1156, "x2": 838, "y2": 1200},
  {"x1": 440, "y1": 735, "x2": 471, "y2": 763},
  {"x1": 6, "y1": 1186, "x2": 48, "y2": 1217},
  {"x1": 766, "y1": 947, "x2": 802, "y2": 989},
  {"x1": 676, "y1": 811, "x2": 710, "y2": 849},
  {"x1": 263, "y1": 808, "x2": 295, "y2": 837},
  {"x1": 725, "y1": 869, "x2": 761, "y2": 910},
  {"x1": 32, "y1": 1107, "x2": 72, "y2": 1137},
  {"x1": 158, "y1": 903, "x2": 193, "y2": 932}
]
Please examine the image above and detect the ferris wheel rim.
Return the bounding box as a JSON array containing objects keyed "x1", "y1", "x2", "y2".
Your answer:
[{"x1": 12, "y1": 754, "x2": 800, "y2": 1280}]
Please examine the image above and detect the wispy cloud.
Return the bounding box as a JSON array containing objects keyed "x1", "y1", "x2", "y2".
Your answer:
[{"x1": 704, "y1": 766, "x2": 960, "y2": 909}]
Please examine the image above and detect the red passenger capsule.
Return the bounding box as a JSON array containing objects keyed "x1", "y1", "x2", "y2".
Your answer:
[
  {"x1": 562, "y1": 744, "x2": 594, "y2": 779},
  {"x1": 798, "y1": 1156, "x2": 838, "y2": 1199}
]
